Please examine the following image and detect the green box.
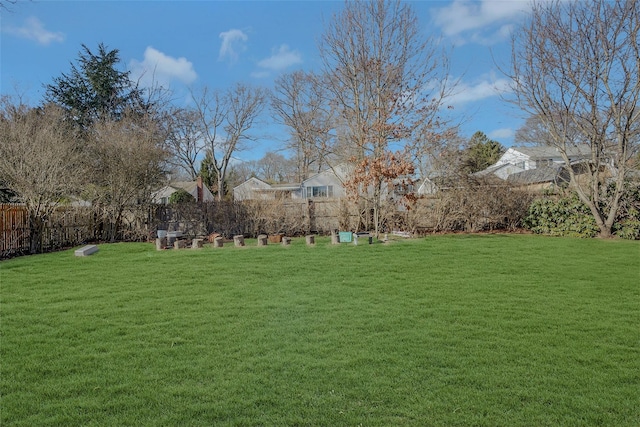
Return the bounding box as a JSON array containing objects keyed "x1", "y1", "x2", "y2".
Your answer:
[{"x1": 338, "y1": 231, "x2": 352, "y2": 243}]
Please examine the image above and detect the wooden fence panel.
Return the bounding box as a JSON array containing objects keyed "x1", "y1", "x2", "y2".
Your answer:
[
  {"x1": 0, "y1": 204, "x2": 97, "y2": 258},
  {"x1": 0, "y1": 204, "x2": 30, "y2": 257}
]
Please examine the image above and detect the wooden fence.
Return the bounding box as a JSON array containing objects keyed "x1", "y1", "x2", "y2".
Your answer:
[
  {"x1": 0, "y1": 204, "x2": 96, "y2": 259},
  {"x1": 0, "y1": 204, "x2": 29, "y2": 258}
]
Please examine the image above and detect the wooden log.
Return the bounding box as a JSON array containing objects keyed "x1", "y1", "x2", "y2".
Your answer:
[
  {"x1": 257, "y1": 234, "x2": 268, "y2": 246},
  {"x1": 305, "y1": 235, "x2": 315, "y2": 245},
  {"x1": 282, "y1": 237, "x2": 291, "y2": 246},
  {"x1": 214, "y1": 236, "x2": 224, "y2": 248},
  {"x1": 331, "y1": 229, "x2": 340, "y2": 244},
  {"x1": 233, "y1": 235, "x2": 245, "y2": 247},
  {"x1": 192, "y1": 238, "x2": 203, "y2": 249},
  {"x1": 268, "y1": 234, "x2": 283, "y2": 243},
  {"x1": 155, "y1": 237, "x2": 166, "y2": 250}
]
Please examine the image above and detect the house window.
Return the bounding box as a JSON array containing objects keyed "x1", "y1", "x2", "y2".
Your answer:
[{"x1": 306, "y1": 185, "x2": 333, "y2": 198}]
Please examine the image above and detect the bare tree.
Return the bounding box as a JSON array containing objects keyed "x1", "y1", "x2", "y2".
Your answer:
[
  {"x1": 515, "y1": 115, "x2": 582, "y2": 147},
  {"x1": 509, "y1": 0, "x2": 640, "y2": 237},
  {"x1": 319, "y1": 0, "x2": 452, "y2": 236},
  {"x1": 256, "y1": 152, "x2": 296, "y2": 183},
  {"x1": 271, "y1": 71, "x2": 334, "y2": 181},
  {"x1": 165, "y1": 107, "x2": 204, "y2": 179},
  {"x1": 192, "y1": 83, "x2": 268, "y2": 200},
  {"x1": 87, "y1": 112, "x2": 167, "y2": 241},
  {"x1": 0, "y1": 99, "x2": 83, "y2": 253}
]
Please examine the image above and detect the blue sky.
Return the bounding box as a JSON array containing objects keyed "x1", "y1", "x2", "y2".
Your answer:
[{"x1": 1, "y1": 0, "x2": 532, "y2": 161}]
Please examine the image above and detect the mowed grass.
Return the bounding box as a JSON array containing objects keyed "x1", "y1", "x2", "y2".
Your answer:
[{"x1": 1, "y1": 235, "x2": 639, "y2": 426}]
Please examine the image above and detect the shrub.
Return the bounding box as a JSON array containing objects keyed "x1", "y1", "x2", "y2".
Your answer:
[
  {"x1": 168, "y1": 189, "x2": 195, "y2": 204},
  {"x1": 523, "y1": 194, "x2": 599, "y2": 238},
  {"x1": 612, "y1": 180, "x2": 640, "y2": 240}
]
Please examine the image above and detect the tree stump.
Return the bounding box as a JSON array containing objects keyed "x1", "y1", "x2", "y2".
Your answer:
[
  {"x1": 214, "y1": 236, "x2": 224, "y2": 248},
  {"x1": 192, "y1": 238, "x2": 203, "y2": 249},
  {"x1": 155, "y1": 237, "x2": 167, "y2": 250},
  {"x1": 305, "y1": 235, "x2": 315, "y2": 245},
  {"x1": 282, "y1": 237, "x2": 291, "y2": 246},
  {"x1": 257, "y1": 234, "x2": 268, "y2": 246},
  {"x1": 233, "y1": 235, "x2": 245, "y2": 247},
  {"x1": 331, "y1": 229, "x2": 340, "y2": 244}
]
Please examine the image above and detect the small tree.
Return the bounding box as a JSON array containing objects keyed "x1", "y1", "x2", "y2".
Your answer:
[
  {"x1": 462, "y1": 131, "x2": 505, "y2": 173},
  {"x1": 0, "y1": 99, "x2": 83, "y2": 253},
  {"x1": 169, "y1": 189, "x2": 195, "y2": 204},
  {"x1": 86, "y1": 112, "x2": 167, "y2": 241}
]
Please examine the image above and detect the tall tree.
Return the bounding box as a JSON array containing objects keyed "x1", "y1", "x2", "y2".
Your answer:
[
  {"x1": 165, "y1": 107, "x2": 205, "y2": 180},
  {"x1": 192, "y1": 83, "x2": 268, "y2": 201},
  {"x1": 271, "y1": 71, "x2": 334, "y2": 181},
  {"x1": 462, "y1": 131, "x2": 505, "y2": 173},
  {"x1": 0, "y1": 98, "x2": 84, "y2": 253},
  {"x1": 44, "y1": 43, "x2": 147, "y2": 129},
  {"x1": 256, "y1": 152, "x2": 296, "y2": 183},
  {"x1": 509, "y1": 0, "x2": 639, "y2": 238},
  {"x1": 319, "y1": 0, "x2": 451, "y2": 235},
  {"x1": 515, "y1": 115, "x2": 582, "y2": 147}
]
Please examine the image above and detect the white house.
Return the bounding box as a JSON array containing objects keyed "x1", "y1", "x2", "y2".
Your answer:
[
  {"x1": 233, "y1": 164, "x2": 353, "y2": 201},
  {"x1": 475, "y1": 145, "x2": 591, "y2": 180},
  {"x1": 301, "y1": 163, "x2": 351, "y2": 199},
  {"x1": 152, "y1": 177, "x2": 215, "y2": 204},
  {"x1": 233, "y1": 177, "x2": 279, "y2": 201}
]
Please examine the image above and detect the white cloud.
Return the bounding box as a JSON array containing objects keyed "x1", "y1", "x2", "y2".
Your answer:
[
  {"x1": 257, "y1": 45, "x2": 303, "y2": 71},
  {"x1": 130, "y1": 47, "x2": 197, "y2": 88},
  {"x1": 219, "y1": 29, "x2": 248, "y2": 63},
  {"x1": 449, "y1": 76, "x2": 511, "y2": 105},
  {"x1": 250, "y1": 70, "x2": 270, "y2": 79},
  {"x1": 432, "y1": 0, "x2": 529, "y2": 44},
  {"x1": 3, "y1": 16, "x2": 64, "y2": 45},
  {"x1": 488, "y1": 128, "x2": 514, "y2": 140}
]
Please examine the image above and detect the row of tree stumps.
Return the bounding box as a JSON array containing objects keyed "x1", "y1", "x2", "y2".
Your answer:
[
  {"x1": 155, "y1": 231, "x2": 373, "y2": 251},
  {"x1": 233, "y1": 234, "x2": 295, "y2": 247},
  {"x1": 155, "y1": 237, "x2": 204, "y2": 250}
]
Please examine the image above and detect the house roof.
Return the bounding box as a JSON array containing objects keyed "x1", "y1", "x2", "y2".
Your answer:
[
  {"x1": 507, "y1": 164, "x2": 566, "y2": 185},
  {"x1": 170, "y1": 181, "x2": 198, "y2": 193},
  {"x1": 473, "y1": 163, "x2": 518, "y2": 177},
  {"x1": 511, "y1": 144, "x2": 591, "y2": 159}
]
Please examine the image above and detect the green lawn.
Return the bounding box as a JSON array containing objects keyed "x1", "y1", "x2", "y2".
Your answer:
[{"x1": 1, "y1": 235, "x2": 639, "y2": 426}]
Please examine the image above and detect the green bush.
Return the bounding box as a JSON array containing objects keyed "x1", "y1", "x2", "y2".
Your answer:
[
  {"x1": 524, "y1": 194, "x2": 599, "y2": 238},
  {"x1": 613, "y1": 208, "x2": 640, "y2": 240},
  {"x1": 612, "y1": 181, "x2": 640, "y2": 240},
  {"x1": 168, "y1": 189, "x2": 195, "y2": 204}
]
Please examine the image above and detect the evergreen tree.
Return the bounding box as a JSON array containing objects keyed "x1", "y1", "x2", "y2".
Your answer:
[
  {"x1": 44, "y1": 43, "x2": 147, "y2": 129},
  {"x1": 462, "y1": 131, "x2": 505, "y2": 173}
]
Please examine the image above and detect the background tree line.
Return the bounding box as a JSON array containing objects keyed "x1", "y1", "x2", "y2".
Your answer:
[{"x1": 1, "y1": 0, "x2": 638, "y2": 252}]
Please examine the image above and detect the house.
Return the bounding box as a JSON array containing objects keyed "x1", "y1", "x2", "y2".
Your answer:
[
  {"x1": 475, "y1": 145, "x2": 591, "y2": 182},
  {"x1": 233, "y1": 177, "x2": 278, "y2": 201},
  {"x1": 301, "y1": 163, "x2": 351, "y2": 199},
  {"x1": 233, "y1": 164, "x2": 352, "y2": 201},
  {"x1": 152, "y1": 177, "x2": 215, "y2": 204}
]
